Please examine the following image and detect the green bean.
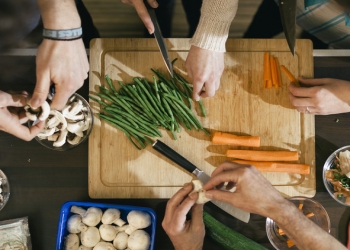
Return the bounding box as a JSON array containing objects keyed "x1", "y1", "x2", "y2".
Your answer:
[{"x1": 105, "y1": 75, "x2": 118, "y2": 94}]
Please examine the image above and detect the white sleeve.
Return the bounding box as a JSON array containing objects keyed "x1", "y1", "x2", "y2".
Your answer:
[{"x1": 190, "y1": 0, "x2": 239, "y2": 52}]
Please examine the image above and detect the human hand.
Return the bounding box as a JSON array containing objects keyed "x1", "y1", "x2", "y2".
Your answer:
[
  {"x1": 0, "y1": 90, "x2": 45, "y2": 141},
  {"x1": 162, "y1": 183, "x2": 205, "y2": 250},
  {"x1": 289, "y1": 77, "x2": 350, "y2": 115},
  {"x1": 32, "y1": 39, "x2": 88, "y2": 110},
  {"x1": 120, "y1": 0, "x2": 158, "y2": 34},
  {"x1": 203, "y1": 162, "x2": 286, "y2": 218},
  {"x1": 185, "y1": 45, "x2": 224, "y2": 101}
]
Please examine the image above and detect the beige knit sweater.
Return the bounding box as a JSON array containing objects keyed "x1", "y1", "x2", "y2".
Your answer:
[{"x1": 190, "y1": 0, "x2": 239, "y2": 52}]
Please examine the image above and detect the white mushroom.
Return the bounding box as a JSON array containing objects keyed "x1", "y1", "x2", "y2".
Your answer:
[
  {"x1": 48, "y1": 133, "x2": 60, "y2": 141},
  {"x1": 78, "y1": 246, "x2": 92, "y2": 250},
  {"x1": 189, "y1": 180, "x2": 212, "y2": 204},
  {"x1": 80, "y1": 227, "x2": 101, "y2": 248},
  {"x1": 127, "y1": 230, "x2": 150, "y2": 250},
  {"x1": 67, "y1": 214, "x2": 88, "y2": 234},
  {"x1": 24, "y1": 101, "x2": 51, "y2": 121},
  {"x1": 67, "y1": 121, "x2": 85, "y2": 134},
  {"x1": 38, "y1": 101, "x2": 51, "y2": 121},
  {"x1": 99, "y1": 224, "x2": 118, "y2": 242},
  {"x1": 113, "y1": 232, "x2": 129, "y2": 250},
  {"x1": 71, "y1": 206, "x2": 102, "y2": 227},
  {"x1": 101, "y1": 208, "x2": 126, "y2": 227},
  {"x1": 47, "y1": 110, "x2": 67, "y2": 130},
  {"x1": 67, "y1": 135, "x2": 82, "y2": 145},
  {"x1": 37, "y1": 127, "x2": 56, "y2": 137},
  {"x1": 53, "y1": 129, "x2": 68, "y2": 147},
  {"x1": 93, "y1": 242, "x2": 116, "y2": 250},
  {"x1": 65, "y1": 233, "x2": 80, "y2": 250},
  {"x1": 125, "y1": 211, "x2": 151, "y2": 235}
]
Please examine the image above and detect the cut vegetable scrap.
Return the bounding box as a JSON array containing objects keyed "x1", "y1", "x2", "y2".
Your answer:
[
  {"x1": 306, "y1": 212, "x2": 315, "y2": 218},
  {"x1": 286, "y1": 239, "x2": 295, "y2": 248},
  {"x1": 231, "y1": 160, "x2": 310, "y2": 175},
  {"x1": 280, "y1": 65, "x2": 300, "y2": 87},
  {"x1": 226, "y1": 149, "x2": 299, "y2": 162},
  {"x1": 278, "y1": 228, "x2": 285, "y2": 235},
  {"x1": 298, "y1": 203, "x2": 303, "y2": 210},
  {"x1": 212, "y1": 131, "x2": 260, "y2": 147}
]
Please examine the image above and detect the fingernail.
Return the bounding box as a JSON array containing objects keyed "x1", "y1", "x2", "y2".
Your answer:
[
  {"x1": 205, "y1": 192, "x2": 213, "y2": 199},
  {"x1": 30, "y1": 98, "x2": 40, "y2": 108},
  {"x1": 183, "y1": 183, "x2": 191, "y2": 190},
  {"x1": 188, "y1": 192, "x2": 197, "y2": 199},
  {"x1": 152, "y1": 1, "x2": 158, "y2": 7}
]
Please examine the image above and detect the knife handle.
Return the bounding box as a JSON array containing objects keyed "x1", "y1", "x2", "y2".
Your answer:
[{"x1": 152, "y1": 140, "x2": 197, "y2": 173}]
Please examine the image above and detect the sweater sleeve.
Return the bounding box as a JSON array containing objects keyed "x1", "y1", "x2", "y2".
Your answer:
[{"x1": 190, "y1": 0, "x2": 239, "y2": 52}]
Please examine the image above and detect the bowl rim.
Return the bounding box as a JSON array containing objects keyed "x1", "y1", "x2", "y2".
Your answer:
[
  {"x1": 34, "y1": 93, "x2": 94, "y2": 151},
  {"x1": 0, "y1": 169, "x2": 10, "y2": 212},
  {"x1": 322, "y1": 145, "x2": 350, "y2": 207}
]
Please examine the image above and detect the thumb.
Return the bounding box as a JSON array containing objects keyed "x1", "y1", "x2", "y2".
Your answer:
[
  {"x1": 31, "y1": 73, "x2": 50, "y2": 109},
  {"x1": 299, "y1": 77, "x2": 328, "y2": 87}
]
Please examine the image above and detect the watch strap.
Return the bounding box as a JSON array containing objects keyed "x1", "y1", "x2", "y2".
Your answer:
[{"x1": 43, "y1": 27, "x2": 82, "y2": 39}]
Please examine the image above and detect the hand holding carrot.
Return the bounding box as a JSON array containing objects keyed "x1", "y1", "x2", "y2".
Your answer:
[
  {"x1": 289, "y1": 77, "x2": 350, "y2": 115},
  {"x1": 203, "y1": 162, "x2": 287, "y2": 217}
]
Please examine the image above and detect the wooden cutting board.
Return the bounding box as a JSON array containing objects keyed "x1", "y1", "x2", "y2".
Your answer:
[{"x1": 88, "y1": 38, "x2": 315, "y2": 198}]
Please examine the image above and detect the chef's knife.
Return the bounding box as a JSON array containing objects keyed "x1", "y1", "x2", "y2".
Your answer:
[
  {"x1": 152, "y1": 140, "x2": 250, "y2": 223},
  {"x1": 278, "y1": 0, "x2": 297, "y2": 55},
  {"x1": 146, "y1": 4, "x2": 174, "y2": 77}
]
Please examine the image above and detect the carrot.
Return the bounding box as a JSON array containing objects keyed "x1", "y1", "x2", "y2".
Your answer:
[
  {"x1": 212, "y1": 131, "x2": 260, "y2": 147},
  {"x1": 263, "y1": 52, "x2": 271, "y2": 88},
  {"x1": 298, "y1": 203, "x2": 303, "y2": 210},
  {"x1": 270, "y1": 56, "x2": 278, "y2": 88},
  {"x1": 280, "y1": 65, "x2": 300, "y2": 87},
  {"x1": 278, "y1": 228, "x2": 285, "y2": 235},
  {"x1": 231, "y1": 160, "x2": 311, "y2": 175},
  {"x1": 275, "y1": 57, "x2": 282, "y2": 87},
  {"x1": 226, "y1": 150, "x2": 299, "y2": 162},
  {"x1": 286, "y1": 239, "x2": 295, "y2": 248},
  {"x1": 306, "y1": 212, "x2": 314, "y2": 218}
]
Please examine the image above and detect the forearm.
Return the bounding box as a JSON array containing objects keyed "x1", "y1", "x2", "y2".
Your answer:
[
  {"x1": 36, "y1": 0, "x2": 81, "y2": 29},
  {"x1": 190, "y1": 0, "x2": 239, "y2": 52},
  {"x1": 273, "y1": 200, "x2": 346, "y2": 250}
]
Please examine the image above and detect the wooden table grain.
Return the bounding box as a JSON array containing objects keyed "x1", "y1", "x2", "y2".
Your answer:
[{"x1": 0, "y1": 54, "x2": 349, "y2": 250}]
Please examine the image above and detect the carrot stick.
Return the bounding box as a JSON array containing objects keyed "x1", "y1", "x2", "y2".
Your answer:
[
  {"x1": 298, "y1": 203, "x2": 303, "y2": 210},
  {"x1": 226, "y1": 150, "x2": 299, "y2": 161},
  {"x1": 306, "y1": 212, "x2": 314, "y2": 218},
  {"x1": 231, "y1": 160, "x2": 311, "y2": 175},
  {"x1": 270, "y1": 56, "x2": 278, "y2": 88},
  {"x1": 212, "y1": 131, "x2": 260, "y2": 147},
  {"x1": 263, "y1": 52, "x2": 271, "y2": 88},
  {"x1": 275, "y1": 57, "x2": 282, "y2": 87},
  {"x1": 287, "y1": 239, "x2": 295, "y2": 248},
  {"x1": 281, "y1": 65, "x2": 300, "y2": 87}
]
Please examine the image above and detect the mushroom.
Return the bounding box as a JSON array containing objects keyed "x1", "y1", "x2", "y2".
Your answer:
[
  {"x1": 24, "y1": 101, "x2": 50, "y2": 121},
  {"x1": 189, "y1": 179, "x2": 211, "y2": 204},
  {"x1": 125, "y1": 211, "x2": 151, "y2": 235},
  {"x1": 80, "y1": 226, "x2": 101, "y2": 248},
  {"x1": 62, "y1": 100, "x2": 85, "y2": 121},
  {"x1": 113, "y1": 232, "x2": 129, "y2": 250},
  {"x1": 53, "y1": 129, "x2": 68, "y2": 147},
  {"x1": 93, "y1": 242, "x2": 116, "y2": 250},
  {"x1": 99, "y1": 224, "x2": 118, "y2": 241},
  {"x1": 127, "y1": 230, "x2": 150, "y2": 250},
  {"x1": 65, "y1": 233, "x2": 80, "y2": 250},
  {"x1": 78, "y1": 246, "x2": 92, "y2": 250},
  {"x1": 67, "y1": 134, "x2": 82, "y2": 145},
  {"x1": 71, "y1": 206, "x2": 102, "y2": 227},
  {"x1": 47, "y1": 110, "x2": 67, "y2": 130},
  {"x1": 101, "y1": 208, "x2": 126, "y2": 227},
  {"x1": 67, "y1": 214, "x2": 88, "y2": 234}
]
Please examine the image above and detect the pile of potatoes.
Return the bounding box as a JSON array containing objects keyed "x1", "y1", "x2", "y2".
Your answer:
[{"x1": 64, "y1": 205, "x2": 152, "y2": 250}]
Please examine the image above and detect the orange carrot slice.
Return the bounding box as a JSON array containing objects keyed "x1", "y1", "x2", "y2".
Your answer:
[
  {"x1": 263, "y1": 52, "x2": 271, "y2": 88},
  {"x1": 212, "y1": 131, "x2": 260, "y2": 147},
  {"x1": 281, "y1": 65, "x2": 300, "y2": 87},
  {"x1": 226, "y1": 150, "x2": 299, "y2": 161},
  {"x1": 270, "y1": 56, "x2": 278, "y2": 88}
]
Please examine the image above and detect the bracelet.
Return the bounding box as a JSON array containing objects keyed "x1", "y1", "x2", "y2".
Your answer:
[
  {"x1": 43, "y1": 27, "x2": 83, "y2": 39},
  {"x1": 43, "y1": 35, "x2": 83, "y2": 41}
]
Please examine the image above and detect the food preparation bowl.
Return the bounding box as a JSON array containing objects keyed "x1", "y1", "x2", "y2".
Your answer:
[
  {"x1": 0, "y1": 169, "x2": 10, "y2": 212},
  {"x1": 56, "y1": 201, "x2": 157, "y2": 250},
  {"x1": 35, "y1": 93, "x2": 94, "y2": 151},
  {"x1": 323, "y1": 145, "x2": 350, "y2": 206},
  {"x1": 266, "y1": 197, "x2": 330, "y2": 250}
]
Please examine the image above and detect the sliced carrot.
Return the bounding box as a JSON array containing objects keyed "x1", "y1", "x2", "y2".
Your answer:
[
  {"x1": 287, "y1": 239, "x2": 295, "y2": 248},
  {"x1": 281, "y1": 65, "x2": 300, "y2": 87},
  {"x1": 212, "y1": 131, "x2": 260, "y2": 147},
  {"x1": 278, "y1": 228, "x2": 285, "y2": 235},
  {"x1": 275, "y1": 57, "x2": 282, "y2": 87},
  {"x1": 231, "y1": 160, "x2": 311, "y2": 175},
  {"x1": 306, "y1": 212, "x2": 314, "y2": 218},
  {"x1": 226, "y1": 150, "x2": 299, "y2": 162},
  {"x1": 263, "y1": 52, "x2": 271, "y2": 88},
  {"x1": 270, "y1": 56, "x2": 278, "y2": 88},
  {"x1": 298, "y1": 203, "x2": 303, "y2": 210}
]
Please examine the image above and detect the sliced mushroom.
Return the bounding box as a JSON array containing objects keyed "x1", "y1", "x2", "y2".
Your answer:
[
  {"x1": 53, "y1": 129, "x2": 68, "y2": 147},
  {"x1": 67, "y1": 135, "x2": 82, "y2": 145},
  {"x1": 25, "y1": 101, "x2": 51, "y2": 121},
  {"x1": 38, "y1": 101, "x2": 50, "y2": 121}
]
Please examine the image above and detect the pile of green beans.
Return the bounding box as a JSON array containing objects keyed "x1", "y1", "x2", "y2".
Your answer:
[{"x1": 90, "y1": 68, "x2": 209, "y2": 150}]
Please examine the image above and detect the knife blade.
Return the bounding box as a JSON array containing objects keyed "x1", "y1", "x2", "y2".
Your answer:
[
  {"x1": 278, "y1": 0, "x2": 297, "y2": 55},
  {"x1": 152, "y1": 140, "x2": 250, "y2": 223},
  {"x1": 146, "y1": 5, "x2": 174, "y2": 77}
]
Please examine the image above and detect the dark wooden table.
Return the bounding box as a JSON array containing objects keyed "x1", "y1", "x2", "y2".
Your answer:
[{"x1": 0, "y1": 53, "x2": 350, "y2": 250}]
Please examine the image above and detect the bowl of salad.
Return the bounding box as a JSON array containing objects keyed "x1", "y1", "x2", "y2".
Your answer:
[{"x1": 323, "y1": 145, "x2": 350, "y2": 206}]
